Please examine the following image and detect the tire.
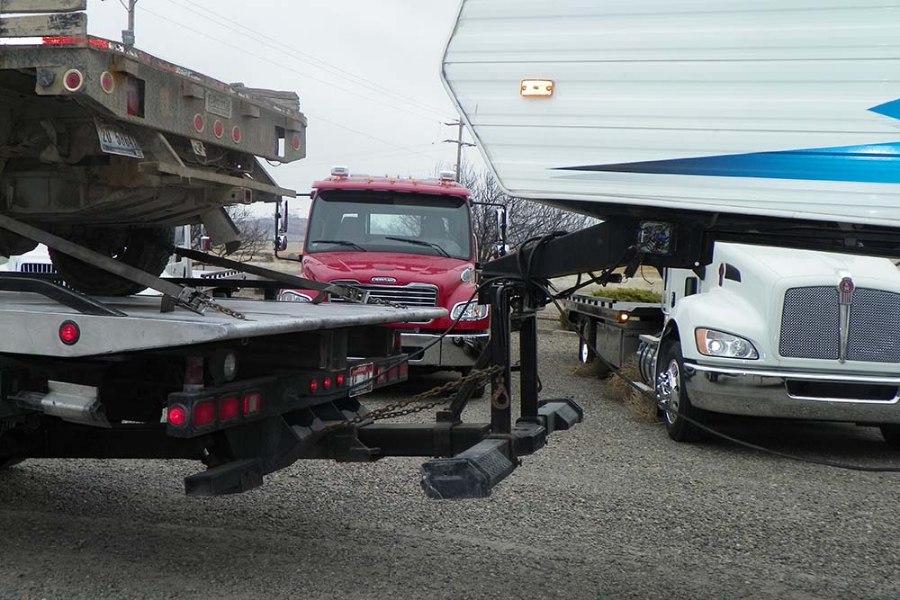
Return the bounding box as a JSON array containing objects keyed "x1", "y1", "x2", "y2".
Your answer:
[
  {"x1": 879, "y1": 425, "x2": 900, "y2": 450},
  {"x1": 577, "y1": 317, "x2": 612, "y2": 378},
  {"x1": 49, "y1": 227, "x2": 175, "y2": 296},
  {"x1": 656, "y1": 339, "x2": 707, "y2": 442}
]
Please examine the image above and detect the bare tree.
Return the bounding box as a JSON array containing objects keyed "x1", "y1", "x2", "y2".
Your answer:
[
  {"x1": 221, "y1": 205, "x2": 270, "y2": 262},
  {"x1": 459, "y1": 164, "x2": 597, "y2": 262}
]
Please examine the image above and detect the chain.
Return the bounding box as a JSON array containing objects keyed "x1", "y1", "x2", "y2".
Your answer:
[
  {"x1": 201, "y1": 297, "x2": 247, "y2": 320},
  {"x1": 322, "y1": 364, "x2": 504, "y2": 432},
  {"x1": 363, "y1": 295, "x2": 408, "y2": 310}
]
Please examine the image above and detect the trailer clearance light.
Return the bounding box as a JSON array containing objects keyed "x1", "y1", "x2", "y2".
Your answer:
[
  {"x1": 167, "y1": 405, "x2": 187, "y2": 427},
  {"x1": 232, "y1": 126, "x2": 242, "y2": 144},
  {"x1": 58, "y1": 320, "x2": 80, "y2": 345},
  {"x1": 695, "y1": 328, "x2": 759, "y2": 360},
  {"x1": 243, "y1": 392, "x2": 263, "y2": 415},
  {"x1": 322, "y1": 377, "x2": 332, "y2": 391},
  {"x1": 63, "y1": 69, "x2": 84, "y2": 93},
  {"x1": 213, "y1": 120, "x2": 225, "y2": 139},
  {"x1": 617, "y1": 311, "x2": 631, "y2": 323},
  {"x1": 309, "y1": 379, "x2": 319, "y2": 393},
  {"x1": 193, "y1": 401, "x2": 216, "y2": 427},
  {"x1": 336, "y1": 373, "x2": 346, "y2": 387},
  {"x1": 193, "y1": 114, "x2": 205, "y2": 133},
  {"x1": 520, "y1": 79, "x2": 554, "y2": 97}
]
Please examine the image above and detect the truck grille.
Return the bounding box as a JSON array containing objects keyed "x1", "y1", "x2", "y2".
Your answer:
[
  {"x1": 20, "y1": 263, "x2": 55, "y2": 274},
  {"x1": 330, "y1": 281, "x2": 439, "y2": 307},
  {"x1": 779, "y1": 286, "x2": 900, "y2": 363}
]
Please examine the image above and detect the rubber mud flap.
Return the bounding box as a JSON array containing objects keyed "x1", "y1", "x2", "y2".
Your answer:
[{"x1": 420, "y1": 438, "x2": 516, "y2": 500}]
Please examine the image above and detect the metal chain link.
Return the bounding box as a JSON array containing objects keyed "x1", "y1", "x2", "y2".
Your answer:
[
  {"x1": 201, "y1": 296, "x2": 247, "y2": 320},
  {"x1": 322, "y1": 364, "x2": 505, "y2": 432}
]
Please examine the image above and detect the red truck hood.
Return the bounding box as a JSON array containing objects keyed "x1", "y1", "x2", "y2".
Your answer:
[{"x1": 302, "y1": 251, "x2": 470, "y2": 284}]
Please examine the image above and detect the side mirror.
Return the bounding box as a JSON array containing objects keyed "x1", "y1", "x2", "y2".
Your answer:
[
  {"x1": 275, "y1": 234, "x2": 288, "y2": 252},
  {"x1": 200, "y1": 235, "x2": 212, "y2": 252}
]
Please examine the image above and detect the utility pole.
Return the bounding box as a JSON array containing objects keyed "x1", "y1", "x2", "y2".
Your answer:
[
  {"x1": 443, "y1": 120, "x2": 475, "y2": 182},
  {"x1": 103, "y1": 0, "x2": 139, "y2": 46}
]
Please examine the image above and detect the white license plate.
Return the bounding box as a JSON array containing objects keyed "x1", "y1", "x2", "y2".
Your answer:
[
  {"x1": 96, "y1": 123, "x2": 144, "y2": 159},
  {"x1": 349, "y1": 362, "x2": 374, "y2": 397}
]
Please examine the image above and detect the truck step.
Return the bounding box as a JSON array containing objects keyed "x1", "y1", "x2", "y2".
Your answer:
[{"x1": 184, "y1": 459, "x2": 264, "y2": 496}]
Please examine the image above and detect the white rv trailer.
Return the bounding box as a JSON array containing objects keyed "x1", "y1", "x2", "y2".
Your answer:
[{"x1": 442, "y1": 0, "x2": 900, "y2": 238}]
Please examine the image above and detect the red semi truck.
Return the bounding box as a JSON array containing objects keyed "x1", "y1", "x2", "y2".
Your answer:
[{"x1": 280, "y1": 168, "x2": 490, "y2": 379}]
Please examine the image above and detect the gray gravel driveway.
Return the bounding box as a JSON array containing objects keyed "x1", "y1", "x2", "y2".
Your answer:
[{"x1": 2, "y1": 327, "x2": 900, "y2": 599}]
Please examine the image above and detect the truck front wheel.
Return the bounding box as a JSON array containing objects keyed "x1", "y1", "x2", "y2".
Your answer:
[
  {"x1": 657, "y1": 340, "x2": 707, "y2": 442},
  {"x1": 49, "y1": 227, "x2": 175, "y2": 296}
]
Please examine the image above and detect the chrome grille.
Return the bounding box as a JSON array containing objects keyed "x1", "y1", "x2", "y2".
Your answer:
[
  {"x1": 780, "y1": 286, "x2": 900, "y2": 363},
  {"x1": 331, "y1": 281, "x2": 438, "y2": 307},
  {"x1": 20, "y1": 263, "x2": 55, "y2": 274}
]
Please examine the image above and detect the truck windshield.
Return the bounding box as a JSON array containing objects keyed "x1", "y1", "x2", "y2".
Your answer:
[{"x1": 306, "y1": 191, "x2": 473, "y2": 260}]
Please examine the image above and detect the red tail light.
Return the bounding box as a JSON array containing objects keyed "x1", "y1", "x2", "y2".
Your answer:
[
  {"x1": 168, "y1": 405, "x2": 187, "y2": 427},
  {"x1": 232, "y1": 126, "x2": 242, "y2": 144},
  {"x1": 309, "y1": 379, "x2": 319, "y2": 393},
  {"x1": 213, "y1": 120, "x2": 224, "y2": 138},
  {"x1": 243, "y1": 392, "x2": 262, "y2": 415},
  {"x1": 323, "y1": 377, "x2": 332, "y2": 391},
  {"x1": 193, "y1": 401, "x2": 216, "y2": 427},
  {"x1": 376, "y1": 367, "x2": 386, "y2": 384},
  {"x1": 219, "y1": 396, "x2": 240, "y2": 421},
  {"x1": 193, "y1": 114, "x2": 205, "y2": 133}
]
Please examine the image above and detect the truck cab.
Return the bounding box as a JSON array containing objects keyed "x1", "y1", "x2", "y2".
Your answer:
[{"x1": 281, "y1": 168, "x2": 489, "y2": 372}]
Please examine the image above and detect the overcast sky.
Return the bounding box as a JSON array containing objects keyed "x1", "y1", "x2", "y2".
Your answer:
[{"x1": 85, "y1": 0, "x2": 473, "y2": 214}]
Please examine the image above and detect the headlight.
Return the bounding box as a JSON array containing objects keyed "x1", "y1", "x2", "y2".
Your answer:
[
  {"x1": 451, "y1": 300, "x2": 490, "y2": 321},
  {"x1": 695, "y1": 328, "x2": 758, "y2": 359},
  {"x1": 460, "y1": 266, "x2": 475, "y2": 283},
  {"x1": 279, "y1": 290, "x2": 313, "y2": 302}
]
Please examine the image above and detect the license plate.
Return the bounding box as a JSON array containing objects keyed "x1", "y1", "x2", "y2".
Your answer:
[
  {"x1": 96, "y1": 122, "x2": 144, "y2": 159},
  {"x1": 349, "y1": 362, "x2": 374, "y2": 397}
]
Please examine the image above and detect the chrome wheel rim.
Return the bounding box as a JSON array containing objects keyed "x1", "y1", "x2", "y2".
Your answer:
[
  {"x1": 579, "y1": 339, "x2": 590, "y2": 363},
  {"x1": 659, "y1": 358, "x2": 681, "y2": 425}
]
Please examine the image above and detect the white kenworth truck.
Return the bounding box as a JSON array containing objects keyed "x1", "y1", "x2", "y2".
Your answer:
[
  {"x1": 0, "y1": 1, "x2": 584, "y2": 500},
  {"x1": 564, "y1": 244, "x2": 900, "y2": 445}
]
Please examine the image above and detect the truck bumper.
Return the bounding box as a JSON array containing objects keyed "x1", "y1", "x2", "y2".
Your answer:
[
  {"x1": 402, "y1": 332, "x2": 489, "y2": 368},
  {"x1": 683, "y1": 362, "x2": 900, "y2": 423}
]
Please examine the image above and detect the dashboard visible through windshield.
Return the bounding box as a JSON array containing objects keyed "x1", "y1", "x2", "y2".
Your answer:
[{"x1": 306, "y1": 191, "x2": 473, "y2": 260}]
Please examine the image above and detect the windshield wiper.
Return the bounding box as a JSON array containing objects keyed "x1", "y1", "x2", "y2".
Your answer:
[
  {"x1": 309, "y1": 239, "x2": 367, "y2": 252},
  {"x1": 384, "y1": 236, "x2": 450, "y2": 258}
]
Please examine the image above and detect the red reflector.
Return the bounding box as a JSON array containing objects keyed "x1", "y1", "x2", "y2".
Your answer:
[
  {"x1": 336, "y1": 373, "x2": 345, "y2": 386},
  {"x1": 232, "y1": 126, "x2": 242, "y2": 144},
  {"x1": 167, "y1": 405, "x2": 187, "y2": 427},
  {"x1": 100, "y1": 71, "x2": 115, "y2": 94},
  {"x1": 63, "y1": 69, "x2": 84, "y2": 93},
  {"x1": 243, "y1": 392, "x2": 262, "y2": 415},
  {"x1": 193, "y1": 113, "x2": 205, "y2": 133},
  {"x1": 42, "y1": 36, "x2": 85, "y2": 46},
  {"x1": 323, "y1": 377, "x2": 332, "y2": 391},
  {"x1": 213, "y1": 120, "x2": 224, "y2": 138},
  {"x1": 309, "y1": 379, "x2": 319, "y2": 393},
  {"x1": 219, "y1": 396, "x2": 240, "y2": 421},
  {"x1": 58, "y1": 320, "x2": 80, "y2": 345},
  {"x1": 184, "y1": 356, "x2": 204, "y2": 391},
  {"x1": 376, "y1": 367, "x2": 386, "y2": 384},
  {"x1": 292, "y1": 135, "x2": 302, "y2": 151},
  {"x1": 193, "y1": 401, "x2": 216, "y2": 427}
]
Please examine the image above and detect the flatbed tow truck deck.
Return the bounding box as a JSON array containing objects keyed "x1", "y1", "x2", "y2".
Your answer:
[{"x1": 0, "y1": 292, "x2": 444, "y2": 357}]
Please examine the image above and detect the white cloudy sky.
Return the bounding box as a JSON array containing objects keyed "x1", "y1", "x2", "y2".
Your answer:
[{"x1": 85, "y1": 0, "x2": 474, "y2": 214}]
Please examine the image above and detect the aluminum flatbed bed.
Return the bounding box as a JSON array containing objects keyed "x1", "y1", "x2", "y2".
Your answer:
[{"x1": 0, "y1": 293, "x2": 445, "y2": 357}]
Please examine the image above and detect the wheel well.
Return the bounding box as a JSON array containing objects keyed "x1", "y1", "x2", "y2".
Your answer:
[{"x1": 661, "y1": 321, "x2": 681, "y2": 347}]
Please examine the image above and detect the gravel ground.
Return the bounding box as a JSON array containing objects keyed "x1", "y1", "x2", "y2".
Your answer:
[{"x1": 2, "y1": 323, "x2": 900, "y2": 599}]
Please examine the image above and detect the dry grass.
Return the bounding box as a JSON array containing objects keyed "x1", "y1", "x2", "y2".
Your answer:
[{"x1": 601, "y1": 363, "x2": 662, "y2": 424}]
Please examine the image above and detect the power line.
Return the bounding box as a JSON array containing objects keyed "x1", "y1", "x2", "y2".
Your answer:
[{"x1": 159, "y1": 0, "x2": 450, "y2": 121}]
